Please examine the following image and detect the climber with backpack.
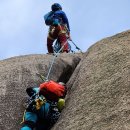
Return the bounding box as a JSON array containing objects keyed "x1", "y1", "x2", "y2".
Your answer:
[
  {"x1": 44, "y1": 3, "x2": 71, "y2": 54},
  {"x1": 20, "y1": 80, "x2": 67, "y2": 130}
]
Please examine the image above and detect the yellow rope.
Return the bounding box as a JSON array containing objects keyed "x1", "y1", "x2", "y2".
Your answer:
[{"x1": 20, "y1": 110, "x2": 26, "y2": 124}]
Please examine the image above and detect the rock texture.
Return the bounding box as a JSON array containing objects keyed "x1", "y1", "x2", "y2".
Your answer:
[
  {"x1": 1, "y1": 30, "x2": 130, "y2": 130},
  {"x1": 0, "y1": 53, "x2": 81, "y2": 130},
  {"x1": 52, "y1": 30, "x2": 130, "y2": 130}
]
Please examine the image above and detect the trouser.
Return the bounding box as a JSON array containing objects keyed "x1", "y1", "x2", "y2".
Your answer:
[
  {"x1": 47, "y1": 25, "x2": 69, "y2": 53},
  {"x1": 21, "y1": 103, "x2": 50, "y2": 130}
]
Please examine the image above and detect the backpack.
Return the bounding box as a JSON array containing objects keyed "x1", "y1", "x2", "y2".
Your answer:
[
  {"x1": 44, "y1": 11, "x2": 54, "y2": 26},
  {"x1": 39, "y1": 80, "x2": 65, "y2": 101}
]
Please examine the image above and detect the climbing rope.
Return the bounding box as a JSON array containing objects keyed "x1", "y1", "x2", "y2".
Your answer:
[
  {"x1": 70, "y1": 40, "x2": 82, "y2": 53},
  {"x1": 46, "y1": 41, "x2": 68, "y2": 81},
  {"x1": 36, "y1": 39, "x2": 82, "y2": 81},
  {"x1": 36, "y1": 41, "x2": 68, "y2": 81}
]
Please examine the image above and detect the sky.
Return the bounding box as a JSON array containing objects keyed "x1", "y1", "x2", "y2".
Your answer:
[{"x1": 0, "y1": 0, "x2": 130, "y2": 60}]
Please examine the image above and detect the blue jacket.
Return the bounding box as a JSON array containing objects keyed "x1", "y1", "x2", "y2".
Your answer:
[{"x1": 53, "y1": 10, "x2": 70, "y2": 31}]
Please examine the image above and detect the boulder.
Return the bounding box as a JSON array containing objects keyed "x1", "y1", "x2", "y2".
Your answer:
[
  {"x1": 52, "y1": 30, "x2": 130, "y2": 130},
  {"x1": 0, "y1": 53, "x2": 82, "y2": 130}
]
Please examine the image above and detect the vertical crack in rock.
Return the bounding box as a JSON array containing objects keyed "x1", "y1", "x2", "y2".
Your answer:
[{"x1": 0, "y1": 53, "x2": 82, "y2": 130}]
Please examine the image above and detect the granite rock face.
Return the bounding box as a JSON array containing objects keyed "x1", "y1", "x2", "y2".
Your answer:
[
  {"x1": 1, "y1": 30, "x2": 130, "y2": 130},
  {"x1": 52, "y1": 30, "x2": 130, "y2": 130},
  {"x1": 0, "y1": 53, "x2": 81, "y2": 130}
]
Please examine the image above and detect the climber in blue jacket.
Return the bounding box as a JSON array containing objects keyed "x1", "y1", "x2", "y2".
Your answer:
[
  {"x1": 20, "y1": 81, "x2": 66, "y2": 130},
  {"x1": 44, "y1": 3, "x2": 71, "y2": 53}
]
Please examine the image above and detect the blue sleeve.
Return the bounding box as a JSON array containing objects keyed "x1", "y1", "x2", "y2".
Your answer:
[{"x1": 61, "y1": 11, "x2": 70, "y2": 31}]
